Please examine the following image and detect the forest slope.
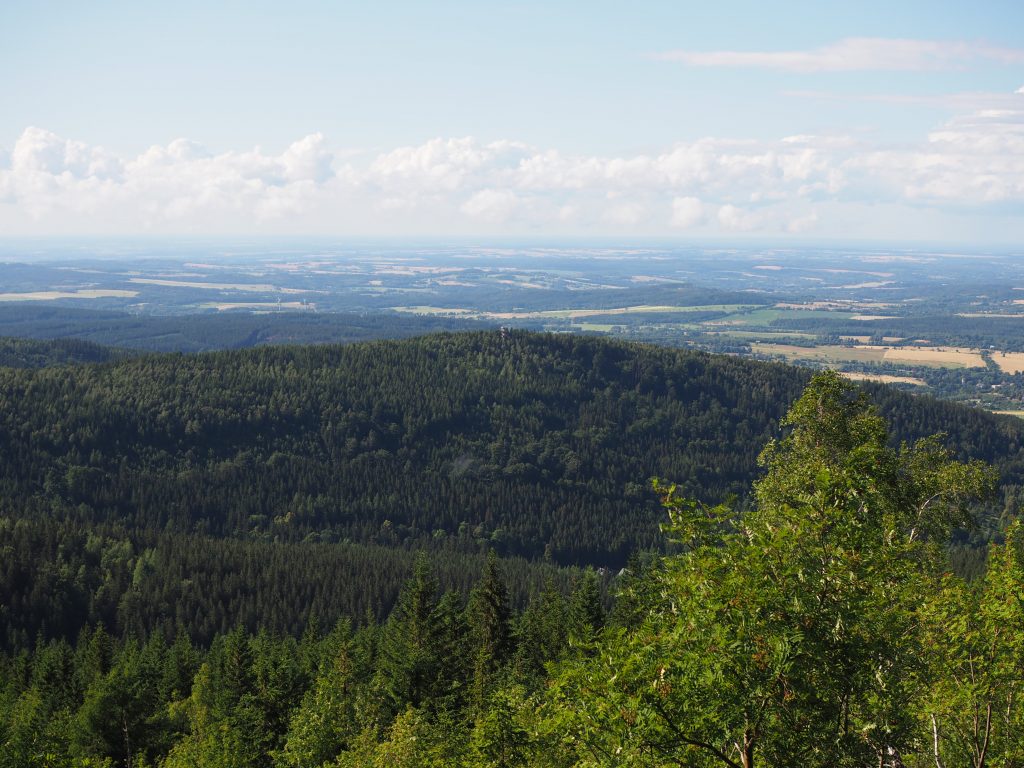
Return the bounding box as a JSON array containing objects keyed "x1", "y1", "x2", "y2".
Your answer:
[{"x1": 2, "y1": 330, "x2": 1021, "y2": 567}]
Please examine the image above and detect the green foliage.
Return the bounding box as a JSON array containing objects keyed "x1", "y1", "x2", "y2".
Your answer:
[
  {"x1": 0, "y1": 332, "x2": 1021, "y2": 651},
  {"x1": 467, "y1": 552, "x2": 512, "y2": 713},
  {"x1": 920, "y1": 522, "x2": 1024, "y2": 768},
  {"x1": 2, "y1": 347, "x2": 1024, "y2": 767},
  {"x1": 548, "y1": 371, "x2": 998, "y2": 768}
]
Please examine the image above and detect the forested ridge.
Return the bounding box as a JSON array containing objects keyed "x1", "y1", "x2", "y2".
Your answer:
[
  {"x1": 0, "y1": 337, "x2": 128, "y2": 368},
  {"x1": 0, "y1": 305, "x2": 494, "y2": 353},
  {"x1": 2, "y1": 331, "x2": 1022, "y2": 563},
  {"x1": 1, "y1": 331, "x2": 1023, "y2": 651},
  {"x1": 3, "y1": 371, "x2": 1024, "y2": 767}
]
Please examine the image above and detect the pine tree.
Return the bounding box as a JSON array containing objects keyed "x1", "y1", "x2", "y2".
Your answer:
[
  {"x1": 467, "y1": 551, "x2": 512, "y2": 713},
  {"x1": 373, "y1": 554, "x2": 443, "y2": 718}
]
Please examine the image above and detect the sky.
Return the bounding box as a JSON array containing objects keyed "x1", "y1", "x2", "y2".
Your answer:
[{"x1": 1, "y1": 0, "x2": 1023, "y2": 243}]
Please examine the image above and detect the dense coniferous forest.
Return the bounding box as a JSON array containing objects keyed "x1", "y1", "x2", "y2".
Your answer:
[
  {"x1": 0, "y1": 331, "x2": 1021, "y2": 650},
  {"x1": 0, "y1": 306, "x2": 494, "y2": 353},
  {"x1": 2, "y1": 369, "x2": 1023, "y2": 767},
  {"x1": 0, "y1": 337, "x2": 129, "y2": 368}
]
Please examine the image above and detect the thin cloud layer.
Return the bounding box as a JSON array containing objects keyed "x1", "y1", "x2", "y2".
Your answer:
[
  {"x1": 655, "y1": 37, "x2": 1024, "y2": 72},
  {"x1": 1, "y1": 101, "x2": 1022, "y2": 237}
]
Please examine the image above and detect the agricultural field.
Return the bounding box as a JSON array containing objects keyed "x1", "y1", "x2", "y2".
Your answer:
[
  {"x1": 838, "y1": 372, "x2": 927, "y2": 386},
  {"x1": 3, "y1": 241, "x2": 1024, "y2": 415},
  {"x1": 394, "y1": 303, "x2": 760, "y2": 320},
  {"x1": 0, "y1": 289, "x2": 139, "y2": 301},
  {"x1": 750, "y1": 343, "x2": 986, "y2": 369},
  {"x1": 992, "y1": 352, "x2": 1024, "y2": 374}
]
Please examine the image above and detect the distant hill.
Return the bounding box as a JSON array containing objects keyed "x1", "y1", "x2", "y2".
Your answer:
[
  {"x1": 0, "y1": 305, "x2": 494, "y2": 352},
  {"x1": 1, "y1": 329, "x2": 1021, "y2": 648},
  {"x1": 2, "y1": 330, "x2": 1020, "y2": 566},
  {"x1": 0, "y1": 336, "x2": 129, "y2": 368}
]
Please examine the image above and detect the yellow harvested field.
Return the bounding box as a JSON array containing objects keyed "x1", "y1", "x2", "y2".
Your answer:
[
  {"x1": 994, "y1": 411, "x2": 1024, "y2": 419},
  {"x1": 838, "y1": 372, "x2": 927, "y2": 386},
  {"x1": 992, "y1": 352, "x2": 1024, "y2": 374},
  {"x1": 752, "y1": 343, "x2": 985, "y2": 369},
  {"x1": 751, "y1": 344, "x2": 888, "y2": 364},
  {"x1": 865, "y1": 346, "x2": 986, "y2": 368},
  {"x1": 0, "y1": 289, "x2": 139, "y2": 301},
  {"x1": 849, "y1": 314, "x2": 897, "y2": 321}
]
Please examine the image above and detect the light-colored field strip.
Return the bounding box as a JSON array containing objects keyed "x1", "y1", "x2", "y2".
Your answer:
[
  {"x1": 871, "y1": 346, "x2": 985, "y2": 368},
  {"x1": 994, "y1": 411, "x2": 1024, "y2": 419},
  {"x1": 751, "y1": 343, "x2": 888, "y2": 364},
  {"x1": 392, "y1": 306, "x2": 475, "y2": 315},
  {"x1": 838, "y1": 372, "x2": 927, "y2": 386},
  {"x1": 393, "y1": 304, "x2": 760, "y2": 320},
  {"x1": 0, "y1": 289, "x2": 139, "y2": 301},
  {"x1": 711, "y1": 330, "x2": 818, "y2": 340},
  {"x1": 840, "y1": 335, "x2": 905, "y2": 343},
  {"x1": 774, "y1": 301, "x2": 895, "y2": 310},
  {"x1": 992, "y1": 352, "x2": 1024, "y2": 374},
  {"x1": 836, "y1": 281, "x2": 894, "y2": 289},
  {"x1": 752, "y1": 343, "x2": 986, "y2": 369},
  {"x1": 200, "y1": 302, "x2": 314, "y2": 311},
  {"x1": 958, "y1": 313, "x2": 1024, "y2": 318}
]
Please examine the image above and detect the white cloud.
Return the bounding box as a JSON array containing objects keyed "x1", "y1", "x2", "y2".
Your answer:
[
  {"x1": 848, "y1": 108, "x2": 1024, "y2": 203},
  {"x1": 1, "y1": 107, "x2": 1023, "y2": 238},
  {"x1": 605, "y1": 202, "x2": 646, "y2": 226},
  {"x1": 12, "y1": 126, "x2": 123, "y2": 179},
  {"x1": 787, "y1": 211, "x2": 819, "y2": 234},
  {"x1": 655, "y1": 37, "x2": 1024, "y2": 72},
  {"x1": 670, "y1": 196, "x2": 705, "y2": 228},
  {"x1": 717, "y1": 204, "x2": 761, "y2": 232},
  {"x1": 786, "y1": 88, "x2": 1024, "y2": 112},
  {"x1": 460, "y1": 189, "x2": 521, "y2": 222}
]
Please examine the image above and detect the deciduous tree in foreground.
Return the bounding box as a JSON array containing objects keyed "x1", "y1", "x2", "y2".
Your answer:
[{"x1": 549, "y1": 371, "x2": 997, "y2": 768}]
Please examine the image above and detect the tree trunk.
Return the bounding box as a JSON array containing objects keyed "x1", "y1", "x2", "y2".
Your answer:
[{"x1": 739, "y1": 732, "x2": 755, "y2": 768}]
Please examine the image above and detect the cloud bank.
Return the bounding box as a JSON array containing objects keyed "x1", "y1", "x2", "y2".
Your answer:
[
  {"x1": 655, "y1": 37, "x2": 1024, "y2": 72},
  {"x1": 1, "y1": 102, "x2": 1023, "y2": 239}
]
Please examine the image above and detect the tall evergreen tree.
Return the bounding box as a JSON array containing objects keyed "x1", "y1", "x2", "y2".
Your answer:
[
  {"x1": 467, "y1": 551, "x2": 512, "y2": 713},
  {"x1": 373, "y1": 554, "x2": 444, "y2": 718}
]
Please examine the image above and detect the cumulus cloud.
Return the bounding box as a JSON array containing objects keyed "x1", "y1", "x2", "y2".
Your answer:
[
  {"x1": 655, "y1": 37, "x2": 1024, "y2": 72},
  {"x1": 12, "y1": 126, "x2": 123, "y2": 178},
  {"x1": 717, "y1": 204, "x2": 761, "y2": 232},
  {"x1": 0, "y1": 106, "x2": 1022, "y2": 237},
  {"x1": 605, "y1": 201, "x2": 647, "y2": 226},
  {"x1": 670, "y1": 196, "x2": 705, "y2": 228},
  {"x1": 848, "y1": 108, "x2": 1024, "y2": 203},
  {"x1": 461, "y1": 189, "x2": 521, "y2": 223}
]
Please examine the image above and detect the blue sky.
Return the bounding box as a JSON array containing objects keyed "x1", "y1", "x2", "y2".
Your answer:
[{"x1": 2, "y1": 0, "x2": 1023, "y2": 242}]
